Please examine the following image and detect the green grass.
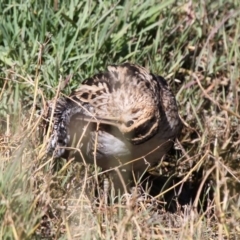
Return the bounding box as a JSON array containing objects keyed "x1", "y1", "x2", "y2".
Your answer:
[{"x1": 0, "y1": 0, "x2": 240, "y2": 239}]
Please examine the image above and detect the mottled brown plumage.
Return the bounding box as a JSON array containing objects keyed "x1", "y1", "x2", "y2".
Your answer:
[{"x1": 45, "y1": 63, "x2": 182, "y2": 188}]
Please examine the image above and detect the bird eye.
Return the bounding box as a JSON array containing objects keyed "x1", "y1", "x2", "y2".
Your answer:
[{"x1": 125, "y1": 120, "x2": 134, "y2": 127}]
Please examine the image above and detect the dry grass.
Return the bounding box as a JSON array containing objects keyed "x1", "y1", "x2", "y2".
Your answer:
[{"x1": 1, "y1": 0, "x2": 240, "y2": 239}]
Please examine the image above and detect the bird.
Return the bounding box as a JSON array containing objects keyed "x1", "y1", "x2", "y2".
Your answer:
[{"x1": 44, "y1": 63, "x2": 182, "y2": 190}]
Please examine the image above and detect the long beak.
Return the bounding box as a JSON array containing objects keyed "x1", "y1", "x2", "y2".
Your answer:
[{"x1": 75, "y1": 115, "x2": 120, "y2": 127}]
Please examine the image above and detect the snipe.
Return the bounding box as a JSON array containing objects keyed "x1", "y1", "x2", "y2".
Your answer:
[{"x1": 45, "y1": 63, "x2": 182, "y2": 189}]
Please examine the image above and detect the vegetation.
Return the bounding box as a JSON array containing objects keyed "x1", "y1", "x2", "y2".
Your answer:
[{"x1": 0, "y1": 0, "x2": 240, "y2": 239}]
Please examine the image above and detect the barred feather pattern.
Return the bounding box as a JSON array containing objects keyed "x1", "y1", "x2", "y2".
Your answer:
[{"x1": 46, "y1": 98, "x2": 84, "y2": 158}]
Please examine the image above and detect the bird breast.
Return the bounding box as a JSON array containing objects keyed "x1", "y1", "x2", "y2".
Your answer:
[{"x1": 84, "y1": 115, "x2": 178, "y2": 174}]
